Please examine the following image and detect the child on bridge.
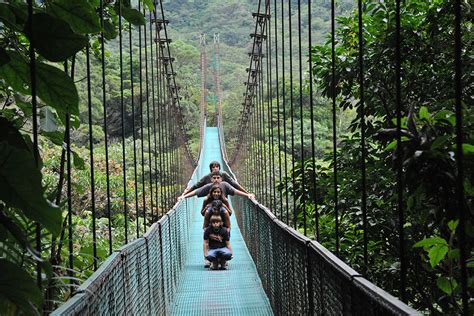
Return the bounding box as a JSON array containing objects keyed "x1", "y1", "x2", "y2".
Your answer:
[
  {"x1": 204, "y1": 215, "x2": 233, "y2": 270},
  {"x1": 204, "y1": 200, "x2": 230, "y2": 232}
]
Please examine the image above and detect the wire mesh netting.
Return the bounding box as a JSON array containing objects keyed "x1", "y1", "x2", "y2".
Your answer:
[
  {"x1": 233, "y1": 196, "x2": 419, "y2": 316},
  {"x1": 51, "y1": 198, "x2": 192, "y2": 315}
]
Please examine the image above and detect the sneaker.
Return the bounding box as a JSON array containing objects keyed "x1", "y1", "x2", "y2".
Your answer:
[
  {"x1": 219, "y1": 258, "x2": 228, "y2": 270},
  {"x1": 204, "y1": 259, "x2": 210, "y2": 268},
  {"x1": 210, "y1": 261, "x2": 219, "y2": 270}
]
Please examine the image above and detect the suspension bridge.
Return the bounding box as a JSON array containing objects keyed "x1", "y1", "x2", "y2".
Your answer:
[
  {"x1": 1, "y1": 0, "x2": 470, "y2": 315},
  {"x1": 52, "y1": 121, "x2": 417, "y2": 315}
]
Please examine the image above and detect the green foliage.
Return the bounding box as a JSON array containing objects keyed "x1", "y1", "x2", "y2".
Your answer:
[
  {"x1": 0, "y1": 0, "x2": 130, "y2": 313},
  {"x1": 120, "y1": 7, "x2": 145, "y2": 26},
  {"x1": 47, "y1": 0, "x2": 102, "y2": 34},
  {"x1": 273, "y1": 0, "x2": 474, "y2": 313},
  {"x1": 0, "y1": 118, "x2": 62, "y2": 235},
  {"x1": 27, "y1": 13, "x2": 88, "y2": 62},
  {"x1": 0, "y1": 259, "x2": 42, "y2": 315}
]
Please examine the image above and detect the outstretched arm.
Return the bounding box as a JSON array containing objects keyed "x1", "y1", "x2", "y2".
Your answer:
[
  {"x1": 234, "y1": 189, "x2": 255, "y2": 200},
  {"x1": 223, "y1": 173, "x2": 248, "y2": 193},
  {"x1": 178, "y1": 189, "x2": 197, "y2": 201},
  {"x1": 181, "y1": 175, "x2": 210, "y2": 196}
]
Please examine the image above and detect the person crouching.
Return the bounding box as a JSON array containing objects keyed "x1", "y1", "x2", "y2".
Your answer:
[{"x1": 203, "y1": 215, "x2": 233, "y2": 270}]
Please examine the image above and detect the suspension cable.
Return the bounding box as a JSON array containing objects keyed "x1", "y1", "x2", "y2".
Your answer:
[
  {"x1": 331, "y1": 0, "x2": 339, "y2": 256},
  {"x1": 266, "y1": 10, "x2": 276, "y2": 212},
  {"x1": 85, "y1": 42, "x2": 98, "y2": 269},
  {"x1": 308, "y1": 0, "x2": 319, "y2": 241},
  {"x1": 143, "y1": 5, "x2": 155, "y2": 221},
  {"x1": 138, "y1": 0, "x2": 147, "y2": 232},
  {"x1": 297, "y1": 0, "x2": 306, "y2": 235},
  {"x1": 100, "y1": 0, "x2": 113, "y2": 254},
  {"x1": 274, "y1": 0, "x2": 283, "y2": 220},
  {"x1": 454, "y1": 0, "x2": 468, "y2": 312},
  {"x1": 281, "y1": 0, "x2": 289, "y2": 225},
  {"x1": 394, "y1": 0, "x2": 406, "y2": 302},
  {"x1": 129, "y1": 21, "x2": 140, "y2": 238},
  {"x1": 118, "y1": 1, "x2": 129, "y2": 243},
  {"x1": 288, "y1": 0, "x2": 297, "y2": 229},
  {"x1": 149, "y1": 10, "x2": 159, "y2": 222},
  {"x1": 357, "y1": 0, "x2": 368, "y2": 274},
  {"x1": 153, "y1": 18, "x2": 165, "y2": 216},
  {"x1": 65, "y1": 58, "x2": 74, "y2": 281}
]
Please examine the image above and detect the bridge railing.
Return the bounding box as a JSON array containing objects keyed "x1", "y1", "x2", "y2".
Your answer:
[
  {"x1": 232, "y1": 196, "x2": 419, "y2": 315},
  {"x1": 217, "y1": 105, "x2": 417, "y2": 315},
  {"x1": 51, "y1": 198, "x2": 194, "y2": 315}
]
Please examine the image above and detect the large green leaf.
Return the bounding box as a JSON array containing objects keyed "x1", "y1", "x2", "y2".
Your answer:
[
  {"x1": 419, "y1": 106, "x2": 430, "y2": 121},
  {"x1": 103, "y1": 19, "x2": 118, "y2": 40},
  {"x1": 36, "y1": 62, "x2": 79, "y2": 116},
  {"x1": 0, "y1": 119, "x2": 61, "y2": 236},
  {"x1": 48, "y1": 0, "x2": 101, "y2": 34},
  {"x1": 428, "y1": 244, "x2": 448, "y2": 268},
  {"x1": 463, "y1": 143, "x2": 474, "y2": 154},
  {"x1": 413, "y1": 236, "x2": 447, "y2": 248},
  {"x1": 25, "y1": 13, "x2": 87, "y2": 62},
  {"x1": 141, "y1": 0, "x2": 155, "y2": 12},
  {"x1": 121, "y1": 7, "x2": 145, "y2": 26},
  {"x1": 0, "y1": 259, "x2": 42, "y2": 313},
  {"x1": 436, "y1": 276, "x2": 457, "y2": 295},
  {"x1": 0, "y1": 53, "x2": 79, "y2": 117},
  {"x1": 0, "y1": 52, "x2": 30, "y2": 95}
]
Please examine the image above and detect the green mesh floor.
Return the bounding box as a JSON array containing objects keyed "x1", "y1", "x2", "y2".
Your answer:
[{"x1": 170, "y1": 127, "x2": 273, "y2": 315}]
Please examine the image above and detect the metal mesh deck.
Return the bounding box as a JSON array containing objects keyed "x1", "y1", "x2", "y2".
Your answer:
[{"x1": 170, "y1": 127, "x2": 273, "y2": 315}]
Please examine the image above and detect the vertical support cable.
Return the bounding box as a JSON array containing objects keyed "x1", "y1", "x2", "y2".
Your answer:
[
  {"x1": 27, "y1": 0, "x2": 42, "y2": 288},
  {"x1": 157, "y1": 41, "x2": 166, "y2": 215},
  {"x1": 118, "y1": 1, "x2": 129, "y2": 243},
  {"x1": 129, "y1": 21, "x2": 140, "y2": 239},
  {"x1": 281, "y1": 0, "x2": 289, "y2": 224},
  {"x1": 274, "y1": 0, "x2": 284, "y2": 219},
  {"x1": 297, "y1": 0, "x2": 306, "y2": 235},
  {"x1": 308, "y1": 0, "x2": 319, "y2": 241},
  {"x1": 454, "y1": 0, "x2": 468, "y2": 313},
  {"x1": 143, "y1": 5, "x2": 155, "y2": 221},
  {"x1": 161, "y1": 58, "x2": 170, "y2": 210},
  {"x1": 65, "y1": 59, "x2": 75, "y2": 280},
  {"x1": 357, "y1": 0, "x2": 368, "y2": 273},
  {"x1": 394, "y1": 0, "x2": 406, "y2": 302},
  {"x1": 153, "y1": 19, "x2": 165, "y2": 216},
  {"x1": 163, "y1": 70, "x2": 172, "y2": 210},
  {"x1": 288, "y1": 0, "x2": 297, "y2": 229},
  {"x1": 100, "y1": 0, "x2": 113, "y2": 254},
  {"x1": 138, "y1": 0, "x2": 147, "y2": 232},
  {"x1": 258, "y1": 35, "x2": 268, "y2": 206},
  {"x1": 149, "y1": 11, "x2": 159, "y2": 222},
  {"x1": 266, "y1": 11, "x2": 276, "y2": 212},
  {"x1": 331, "y1": 0, "x2": 339, "y2": 256},
  {"x1": 255, "y1": 78, "x2": 262, "y2": 200},
  {"x1": 86, "y1": 42, "x2": 98, "y2": 269}
]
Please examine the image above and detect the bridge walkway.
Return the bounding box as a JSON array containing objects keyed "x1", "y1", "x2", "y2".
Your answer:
[{"x1": 170, "y1": 127, "x2": 273, "y2": 315}]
